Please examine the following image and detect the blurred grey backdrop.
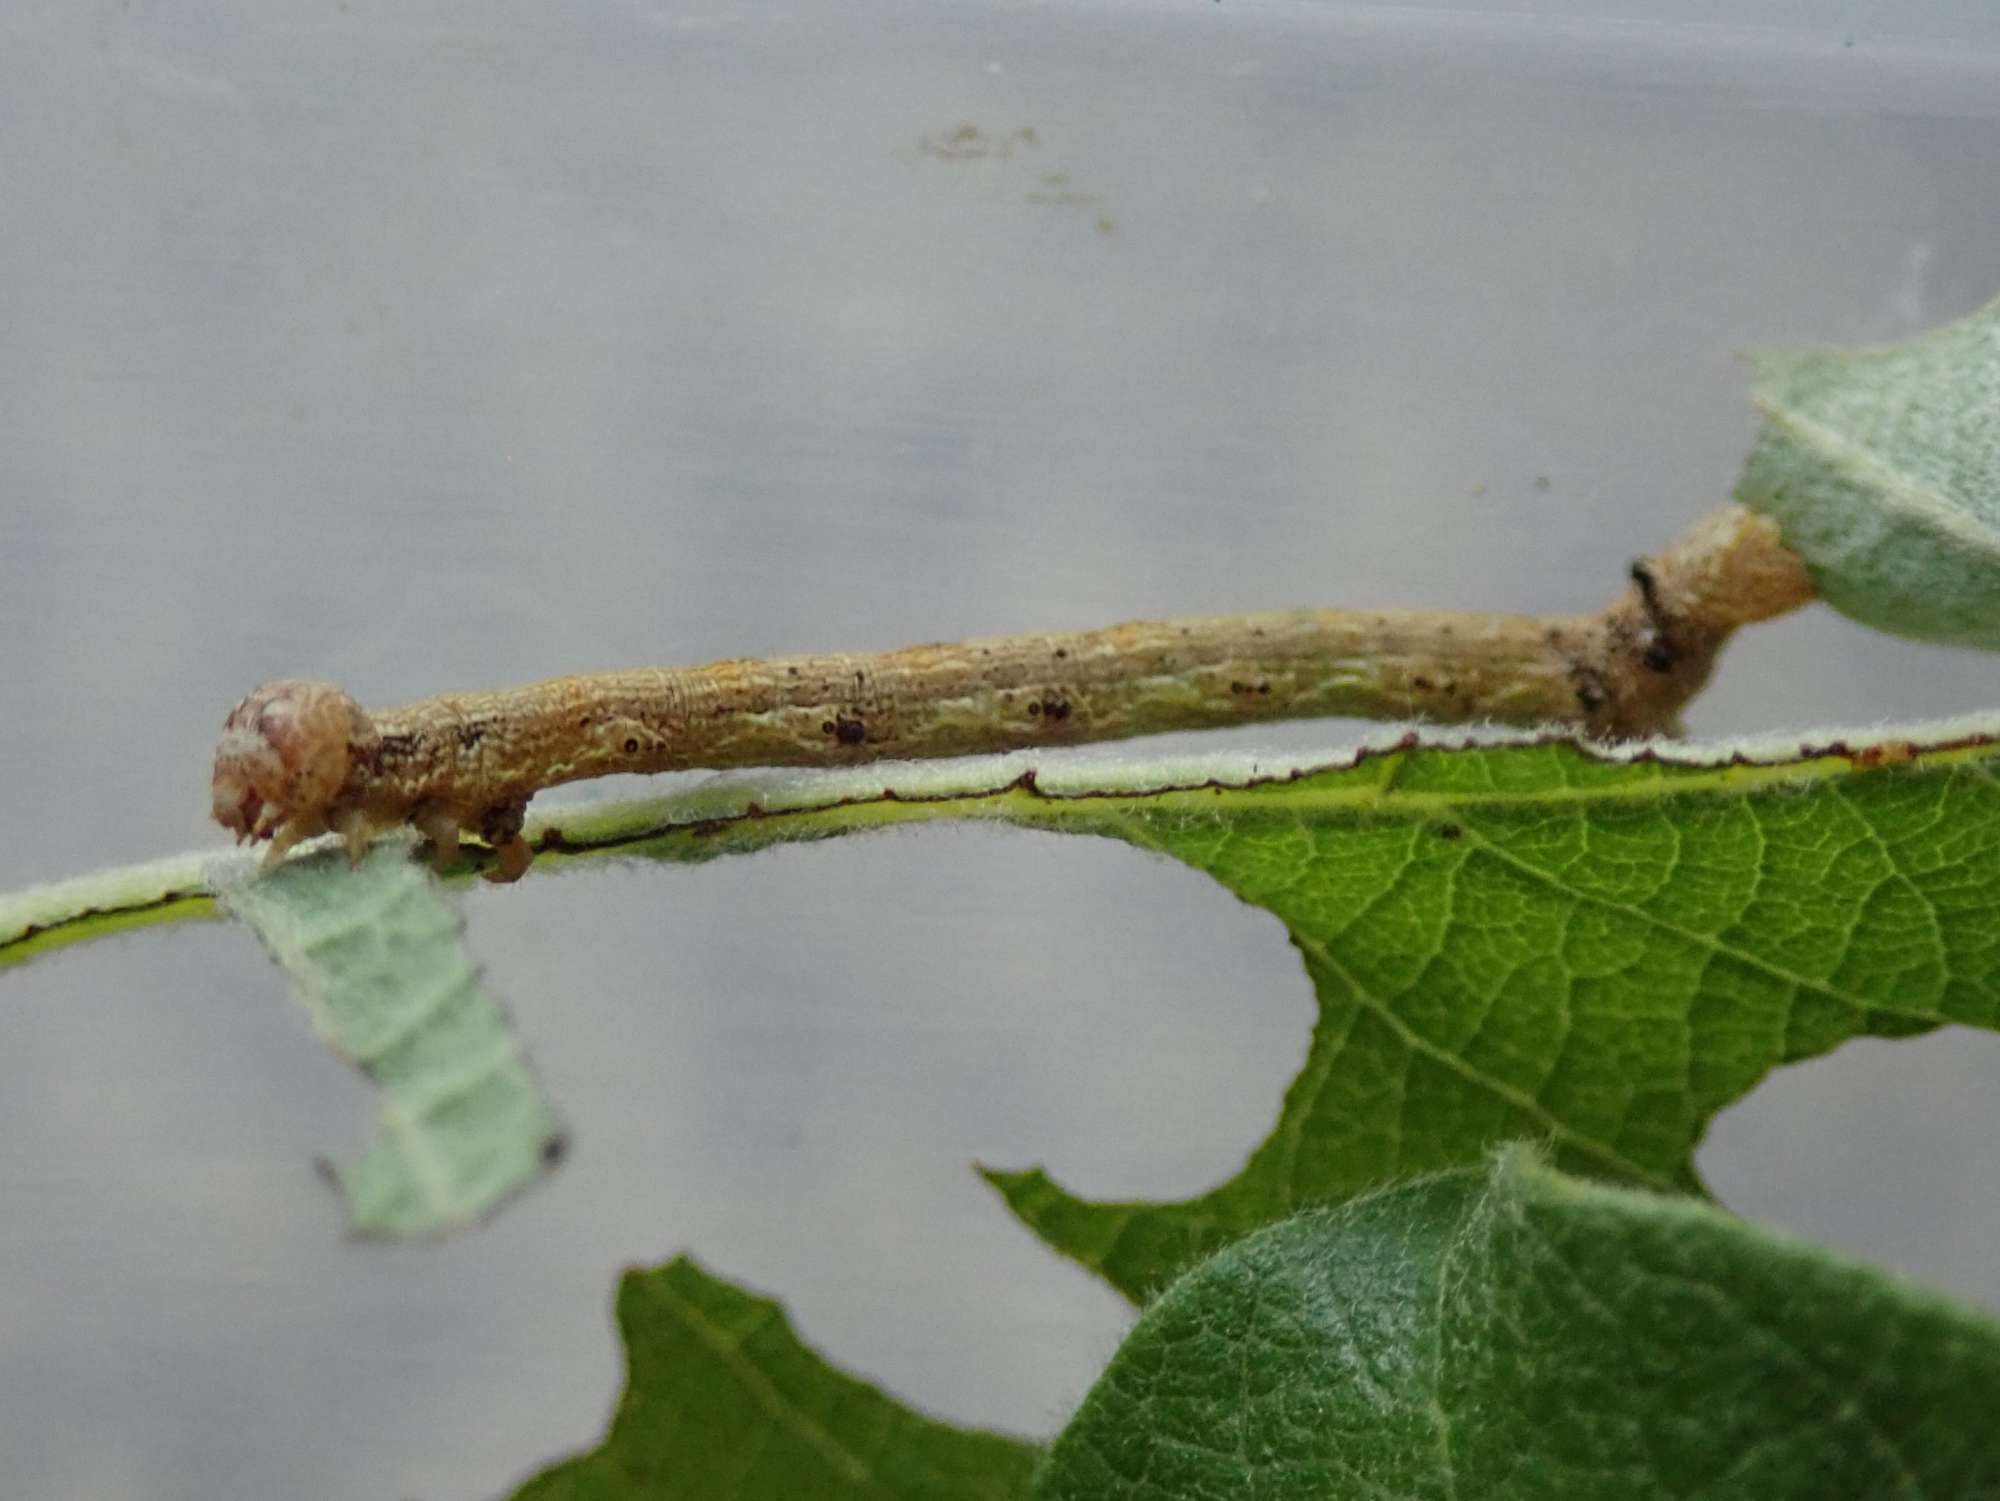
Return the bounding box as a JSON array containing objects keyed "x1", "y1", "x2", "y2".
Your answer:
[{"x1": 4, "y1": 2, "x2": 2000, "y2": 1496}]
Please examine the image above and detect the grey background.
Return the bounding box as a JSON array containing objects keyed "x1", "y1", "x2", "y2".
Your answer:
[{"x1": 5, "y1": 2, "x2": 2000, "y2": 1496}]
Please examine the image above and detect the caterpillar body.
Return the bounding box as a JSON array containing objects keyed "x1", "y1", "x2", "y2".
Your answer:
[{"x1": 209, "y1": 508, "x2": 1813, "y2": 880}]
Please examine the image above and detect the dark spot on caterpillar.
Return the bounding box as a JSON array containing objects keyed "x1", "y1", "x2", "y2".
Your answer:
[
  {"x1": 1629, "y1": 559, "x2": 1664, "y2": 618},
  {"x1": 833, "y1": 716, "x2": 866, "y2": 745},
  {"x1": 624, "y1": 737, "x2": 640, "y2": 754},
  {"x1": 372, "y1": 732, "x2": 424, "y2": 771},
  {"x1": 456, "y1": 721, "x2": 488, "y2": 749},
  {"x1": 821, "y1": 720, "x2": 836, "y2": 734},
  {"x1": 787, "y1": 666, "x2": 800, "y2": 677},
  {"x1": 854, "y1": 670, "x2": 865, "y2": 686},
  {"x1": 1412, "y1": 675, "x2": 1433, "y2": 691},
  {"x1": 1042, "y1": 697, "x2": 1072, "y2": 721},
  {"x1": 1574, "y1": 677, "x2": 1606, "y2": 712},
  {"x1": 1438, "y1": 823, "x2": 1462, "y2": 841},
  {"x1": 1257, "y1": 682, "x2": 1270, "y2": 695},
  {"x1": 1629, "y1": 562, "x2": 1680, "y2": 671},
  {"x1": 1053, "y1": 647, "x2": 1068, "y2": 659},
  {"x1": 577, "y1": 716, "x2": 589, "y2": 729},
  {"x1": 1028, "y1": 702, "x2": 1041, "y2": 716},
  {"x1": 480, "y1": 799, "x2": 527, "y2": 843}
]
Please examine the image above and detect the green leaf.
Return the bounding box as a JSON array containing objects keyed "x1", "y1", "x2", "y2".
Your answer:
[
  {"x1": 566, "y1": 727, "x2": 2000, "y2": 1303},
  {"x1": 14, "y1": 724, "x2": 2000, "y2": 1294},
  {"x1": 509, "y1": 1255, "x2": 1040, "y2": 1500},
  {"x1": 217, "y1": 841, "x2": 564, "y2": 1235},
  {"x1": 1736, "y1": 292, "x2": 2000, "y2": 648},
  {"x1": 1033, "y1": 1145, "x2": 2000, "y2": 1500}
]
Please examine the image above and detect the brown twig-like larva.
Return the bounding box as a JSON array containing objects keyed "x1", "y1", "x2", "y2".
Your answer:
[{"x1": 211, "y1": 505, "x2": 1814, "y2": 881}]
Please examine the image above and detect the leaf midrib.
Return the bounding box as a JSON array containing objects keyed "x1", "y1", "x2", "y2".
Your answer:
[{"x1": 644, "y1": 1274, "x2": 884, "y2": 1494}]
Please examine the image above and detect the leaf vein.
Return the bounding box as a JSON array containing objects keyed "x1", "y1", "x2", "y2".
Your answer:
[{"x1": 644, "y1": 1281, "x2": 886, "y2": 1496}]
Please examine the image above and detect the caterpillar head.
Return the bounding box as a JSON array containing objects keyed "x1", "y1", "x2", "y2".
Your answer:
[{"x1": 211, "y1": 679, "x2": 376, "y2": 849}]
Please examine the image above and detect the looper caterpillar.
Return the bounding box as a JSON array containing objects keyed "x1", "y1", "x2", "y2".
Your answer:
[{"x1": 211, "y1": 505, "x2": 1813, "y2": 881}]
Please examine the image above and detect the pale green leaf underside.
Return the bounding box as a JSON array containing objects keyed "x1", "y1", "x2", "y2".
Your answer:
[
  {"x1": 1738, "y1": 291, "x2": 2000, "y2": 648},
  {"x1": 510, "y1": 1255, "x2": 1039, "y2": 1500},
  {"x1": 0, "y1": 849, "x2": 214, "y2": 973},
  {"x1": 217, "y1": 842, "x2": 563, "y2": 1235},
  {"x1": 1035, "y1": 1146, "x2": 2000, "y2": 1500}
]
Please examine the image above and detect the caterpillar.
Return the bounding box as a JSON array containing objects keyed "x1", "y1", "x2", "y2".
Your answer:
[{"x1": 210, "y1": 506, "x2": 1812, "y2": 880}]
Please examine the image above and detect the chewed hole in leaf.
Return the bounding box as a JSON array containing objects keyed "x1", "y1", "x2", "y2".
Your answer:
[{"x1": 1701, "y1": 1024, "x2": 2000, "y2": 1306}]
